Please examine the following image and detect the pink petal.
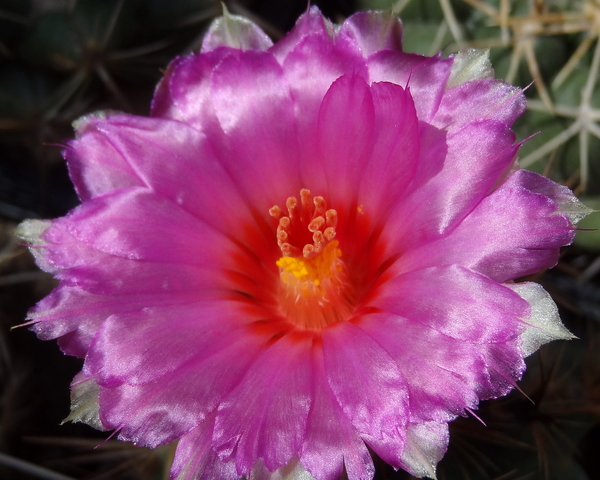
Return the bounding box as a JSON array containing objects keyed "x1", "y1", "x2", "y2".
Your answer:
[
  {"x1": 150, "y1": 55, "x2": 186, "y2": 120},
  {"x1": 65, "y1": 114, "x2": 145, "y2": 201},
  {"x1": 312, "y1": 73, "x2": 375, "y2": 205},
  {"x1": 47, "y1": 187, "x2": 235, "y2": 266},
  {"x1": 208, "y1": 50, "x2": 303, "y2": 211},
  {"x1": 96, "y1": 323, "x2": 268, "y2": 447},
  {"x1": 172, "y1": 416, "x2": 239, "y2": 480},
  {"x1": 399, "y1": 422, "x2": 449, "y2": 478},
  {"x1": 512, "y1": 169, "x2": 591, "y2": 223},
  {"x1": 269, "y1": 7, "x2": 335, "y2": 63},
  {"x1": 322, "y1": 321, "x2": 408, "y2": 467},
  {"x1": 367, "y1": 50, "x2": 453, "y2": 122},
  {"x1": 250, "y1": 458, "x2": 315, "y2": 480},
  {"x1": 85, "y1": 302, "x2": 257, "y2": 386},
  {"x1": 213, "y1": 334, "x2": 313, "y2": 475},
  {"x1": 29, "y1": 285, "x2": 205, "y2": 357},
  {"x1": 280, "y1": 33, "x2": 367, "y2": 170},
  {"x1": 371, "y1": 265, "x2": 528, "y2": 343},
  {"x1": 68, "y1": 114, "x2": 253, "y2": 232},
  {"x1": 300, "y1": 343, "x2": 374, "y2": 480},
  {"x1": 432, "y1": 78, "x2": 526, "y2": 131},
  {"x1": 358, "y1": 80, "x2": 419, "y2": 214},
  {"x1": 385, "y1": 120, "x2": 519, "y2": 250},
  {"x1": 152, "y1": 49, "x2": 231, "y2": 132},
  {"x1": 39, "y1": 222, "x2": 229, "y2": 297},
  {"x1": 400, "y1": 170, "x2": 576, "y2": 282},
  {"x1": 357, "y1": 311, "x2": 524, "y2": 423}
]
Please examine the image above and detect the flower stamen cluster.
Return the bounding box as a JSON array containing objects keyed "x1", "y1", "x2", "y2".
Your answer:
[{"x1": 271, "y1": 190, "x2": 355, "y2": 329}]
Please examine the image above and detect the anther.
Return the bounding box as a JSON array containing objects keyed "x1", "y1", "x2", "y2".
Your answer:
[
  {"x1": 278, "y1": 217, "x2": 290, "y2": 229},
  {"x1": 312, "y1": 231, "x2": 325, "y2": 249},
  {"x1": 308, "y1": 217, "x2": 325, "y2": 232},
  {"x1": 314, "y1": 196, "x2": 326, "y2": 217},
  {"x1": 270, "y1": 191, "x2": 356, "y2": 330},
  {"x1": 286, "y1": 197, "x2": 297, "y2": 217},
  {"x1": 269, "y1": 206, "x2": 282, "y2": 218},
  {"x1": 270, "y1": 189, "x2": 339, "y2": 261},
  {"x1": 281, "y1": 243, "x2": 299, "y2": 257},
  {"x1": 303, "y1": 244, "x2": 315, "y2": 258},
  {"x1": 326, "y1": 209, "x2": 337, "y2": 228},
  {"x1": 300, "y1": 189, "x2": 312, "y2": 208}
]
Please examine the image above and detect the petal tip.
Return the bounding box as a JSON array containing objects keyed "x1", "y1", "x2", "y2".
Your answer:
[
  {"x1": 507, "y1": 282, "x2": 575, "y2": 357},
  {"x1": 202, "y1": 5, "x2": 273, "y2": 53},
  {"x1": 14, "y1": 219, "x2": 52, "y2": 245},
  {"x1": 447, "y1": 49, "x2": 494, "y2": 89}
]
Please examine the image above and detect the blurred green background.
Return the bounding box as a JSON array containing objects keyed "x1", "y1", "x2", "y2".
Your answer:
[{"x1": 1, "y1": 0, "x2": 599, "y2": 479}]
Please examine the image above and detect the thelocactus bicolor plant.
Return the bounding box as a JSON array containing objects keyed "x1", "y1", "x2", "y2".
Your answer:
[{"x1": 17, "y1": 7, "x2": 590, "y2": 480}]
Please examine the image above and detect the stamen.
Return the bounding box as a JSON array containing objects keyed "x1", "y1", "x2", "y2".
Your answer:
[
  {"x1": 269, "y1": 205, "x2": 282, "y2": 218},
  {"x1": 270, "y1": 189, "x2": 356, "y2": 329},
  {"x1": 308, "y1": 217, "x2": 324, "y2": 232},
  {"x1": 272, "y1": 189, "x2": 338, "y2": 259}
]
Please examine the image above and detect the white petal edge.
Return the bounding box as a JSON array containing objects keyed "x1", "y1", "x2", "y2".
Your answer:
[
  {"x1": 63, "y1": 373, "x2": 106, "y2": 431},
  {"x1": 251, "y1": 458, "x2": 315, "y2": 480},
  {"x1": 14, "y1": 219, "x2": 57, "y2": 273},
  {"x1": 555, "y1": 195, "x2": 593, "y2": 225},
  {"x1": 201, "y1": 5, "x2": 273, "y2": 53},
  {"x1": 506, "y1": 282, "x2": 576, "y2": 357},
  {"x1": 14, "y1": 219, "x2": 51, "y2": 245},
  {"x1": 447, "y1": 49, "x2": 494, "y2": 89},
  {"x1": 399, "y1": 422, "x2": 448, "y2": 480}
]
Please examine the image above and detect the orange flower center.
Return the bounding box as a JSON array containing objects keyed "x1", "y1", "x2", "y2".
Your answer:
[{"x1": 270, "y1": 189, "x2": 356, "y2": 329}]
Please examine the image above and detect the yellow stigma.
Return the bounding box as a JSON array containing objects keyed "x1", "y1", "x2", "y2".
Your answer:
[
  {"x1": 270, "y1": 190, "x2": 356, "y2": 330},
  {"x1": 276, "y1": 241, "x2": 342, "y2": 288}
]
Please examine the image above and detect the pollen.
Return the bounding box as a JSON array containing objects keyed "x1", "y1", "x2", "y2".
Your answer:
[{"x1": 270, "y1": 190, "x2": 356, "y2": 330}]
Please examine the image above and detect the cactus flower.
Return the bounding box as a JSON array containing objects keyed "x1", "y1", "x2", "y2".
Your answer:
[{"x1": 17, "y1": 7, "x2": 589, "y2": 480}]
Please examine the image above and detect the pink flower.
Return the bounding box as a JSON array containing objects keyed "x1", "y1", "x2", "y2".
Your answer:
[{"x1": 17, "y1": 8, "x2": 589, "y2": 480}]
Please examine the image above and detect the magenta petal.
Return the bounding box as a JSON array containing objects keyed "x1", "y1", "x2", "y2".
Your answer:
[
  {"x1": 281, "y1": 33, "x2": 367, "y2": 165},
  {"x1": 85, "y1": 302, "x2": 254, "y2": 386},
  {"x1": 153, "y1": 49, "x2": 231, "y2": 132},
  {"x1": 47, "y1": 187, "x2": 234, "y2": 266},
  {"x1": 512, "y1": 169, "x2": 591, "y2": 223},
  {"x1": 96, "y1": 324, "x2": 267, "y2": 447},
  {"x1": 269, "y1": 7, "x2": 334, "y2": 63},
  {"x1": 300, "y1": 345, "x2": 374, "y2": 480},
  {"x1": 39, "y1": 221, "x2": 224, "y2": 297},
  {"x1": 314, "y1": 75, "x2": 419, "y2": 215},
  {"x1": 359, "y1": 81, "x2": 419, "y2": 213},
  {"x1": 172, "y1": 416, "x2": 238, "y2": 480},
  {"x1": 432, "y1": 78, "x2": 526, "y2": 131},
  {"x1": 358, "y1": 312, "x2": 524, "y2": 423},
  {"x1": 68, "y1": 114, "x2": 252, "y2": 232},
  {"x1": 29, "y1": 285, "x2": 204, "y2": 357},
  {"x1": 386, "y1": 120, "x2": 519, "y2": 249},
  {"x1": 368, "y1": 50, "x2": 452, "y2": 121},
  {"x1": 150, "y1": 56, "x2": 186, "y2": 120},
  {"x1": 399, "y1": 422, "x2": 449, "y2": 478},
  {"x1": 373, "y1": 265, "x2": 528, "y2": 342},
  {"x1": 322, "y1": 321, "x2": 408, "y2": 463},
  {"x1": 400, "y1": 170, "x2": 576, "y2": 282},
  {"x1": 208, "y1": 50, "x2": 302, "y2": 209},
  {"x1": 65, "y1": 114, "x2": 145, "y2": 201},
  {"x1": 213, "y1": 335, "x2": 313, "y2": 475},
  {"x1": 312, "y1": 73, "x2": 375, "y2": 204}
]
